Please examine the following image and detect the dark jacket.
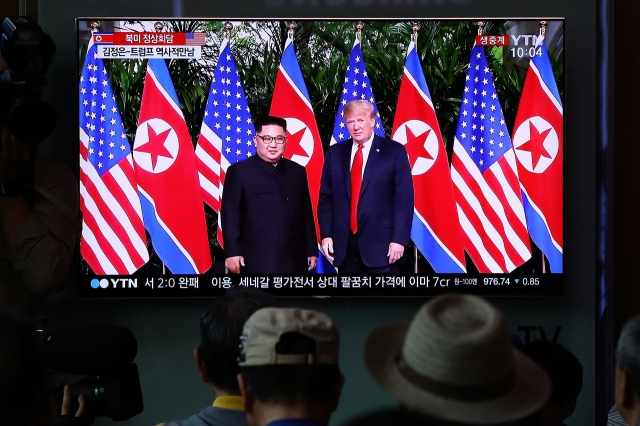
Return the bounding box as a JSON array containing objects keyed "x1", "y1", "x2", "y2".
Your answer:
[
  {"x1": 318, "y1": 136, "x2": 414, "y2": 268},
  {"x1": 221, "y1": 155, "x2": 317, "y2": 274}
]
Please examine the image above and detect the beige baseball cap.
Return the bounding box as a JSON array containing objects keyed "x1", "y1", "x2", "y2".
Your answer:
[{"x1": 238, "y1": 307, "x2": 340, "y2": 366}]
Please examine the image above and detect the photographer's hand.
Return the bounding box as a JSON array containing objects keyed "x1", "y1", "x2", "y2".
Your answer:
[{"x1": 61, "y1": 385, "x2": 86, "y2": 417}]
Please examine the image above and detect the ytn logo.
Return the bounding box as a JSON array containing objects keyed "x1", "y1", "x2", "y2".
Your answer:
[
  {"x1": 90, "y1": 278, "x2": 138, "y2": 289},
  {"x1": 511, "y1": 35, "x2": 542, "y2": 46}
]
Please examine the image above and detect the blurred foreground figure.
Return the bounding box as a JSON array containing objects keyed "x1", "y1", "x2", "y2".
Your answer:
[
  {"x1": 615, "y1": 315, "x2": 640, "y2": 426},
  {"x1": 238, "y1": 307, "x2": 344, "y2": 426},
  {"x1": 0, "y1": 310, "x2": 84, "y2": 425},
  {"x1": 363, "y1": 293, "x2": 551, "y2": 425},
  {"x1": 160, "y1": 287, "x2": 280, "y2": 426},
  {"x1": 0, "y1": 17, "x2": 79, "y2": 315},
  {"x1": 520, "y1": 340, "x2": 583, "y2": 426}
]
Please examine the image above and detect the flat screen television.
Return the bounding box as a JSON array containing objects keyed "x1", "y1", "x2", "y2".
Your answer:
[{"x1": 76, "y1": 18, "x2": 564, "y2": 298}]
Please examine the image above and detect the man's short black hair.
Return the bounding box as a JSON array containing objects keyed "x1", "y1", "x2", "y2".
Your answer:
[
  {"x1": 255, "y1": 116, "x2": 287, "y2": 134},
  {"x1": 239, "y1": 332, "x2": 341, "y2": 406},
  {"x1": 0, "y1": 312, "x2": 51, "y2": 425},
  {"x1": 200, "y1": 287, "x2": 280, "y2": 394},
  {"x1": 520, "y1": 339, "x2": 583, "y2": 407}
]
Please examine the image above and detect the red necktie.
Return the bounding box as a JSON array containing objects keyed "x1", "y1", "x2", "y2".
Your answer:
[{"x1": 350, "y1": 143, "x2": 364, "y2": 234}]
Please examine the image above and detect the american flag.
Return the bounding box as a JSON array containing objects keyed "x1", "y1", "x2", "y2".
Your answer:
[
  {"x1": 195, "y1": 39, "x2": 255, "y2": 248},
  {"x1": 451, "y1": 45, "x2": 531, "y2": 273},
  {"x1": 79, "y1": 37, "x2": 149, "y2": 274},
  {"x1": 186, "y1": 32, "x2": 206, "y2": 46},
  {"x1": 330, "y1": 38, "x2": 385, "y2": 145}
]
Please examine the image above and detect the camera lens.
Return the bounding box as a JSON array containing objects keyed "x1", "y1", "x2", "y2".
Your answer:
[{"x1": 8, "y1": 101, "x2": 56, "y2": 142}]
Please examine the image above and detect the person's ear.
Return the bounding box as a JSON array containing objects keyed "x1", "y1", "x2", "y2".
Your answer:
[
  {"x1": 560, "y1": 396, "x2": 578, "y2": 419},
  {"x1": 616, "y1": 364, "x2": 638, "y2": 425},
  {"x1": 238, "y1": 373, "x2": 255, "y2": 414},
  {"x1": 194, "y1": 346, "x2": 211, "y2": 384}
]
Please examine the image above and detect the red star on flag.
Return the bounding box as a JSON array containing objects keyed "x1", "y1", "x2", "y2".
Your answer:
[
  {"x1": 518, "y1": 121, "x2": 552, "y2": 169},
  {"x1": 285, "y1": 128, "x2": 309, "y2": 158},
  {"x1": 405, "y1": 127, "x2": 433, "y2": 169},
  {"x1": 135, "y1": 125, "x2": 173, "y2": 170}
]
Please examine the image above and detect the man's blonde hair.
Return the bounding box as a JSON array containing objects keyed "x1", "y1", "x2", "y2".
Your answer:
[{"x1": 344, "y1": 100, "x2": 375, "y2": 119}]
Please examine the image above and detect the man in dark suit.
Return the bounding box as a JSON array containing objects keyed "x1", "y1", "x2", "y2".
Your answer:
[
  {"x1": 221, "y1": 116, "x2": 317, "y2": 274},
  {"x1": 318, "y1": 100, "x2": 413, "y2": 273}
]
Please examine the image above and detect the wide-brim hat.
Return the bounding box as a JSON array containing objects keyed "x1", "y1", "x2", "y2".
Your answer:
[{"x1": 364, "y1": 294, "x2": 551, "y2": 425}]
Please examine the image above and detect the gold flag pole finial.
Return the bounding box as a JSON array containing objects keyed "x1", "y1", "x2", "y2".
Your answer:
[
  {"x1": 356, "y1": 21, "x2": 364, "y2": 42},
  {"x1": 90, "y1": 21, "x2": 101, "y2": 31},
  {"x1": 539, "y1": 21, "x2": 548, "y2": 38},
  {"x1": 154, "y1": 22, "x2": 164, "y2": 32},
  {"x1": 288, "y1": 21, "x2": 297, "y2": 40},
  {"x1": 411, "y1": 22, "x2": 420, "y2": 44},
  {"x1": 224, "y1": 21, "x2": 233, "y2": 40},
  {"x1": 477, "y1": 21, "x2": 486, "y2": 36}
]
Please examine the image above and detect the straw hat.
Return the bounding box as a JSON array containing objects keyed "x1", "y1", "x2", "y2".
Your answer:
[{"x1": 364, "y1": 294, "x2": 551, "y2": 424}]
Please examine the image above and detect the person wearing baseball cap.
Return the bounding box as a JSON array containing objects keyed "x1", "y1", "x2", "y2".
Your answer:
[
  {"x1": 237, "y1": 307, "x2": 344, "y2": 426},
  {"x1": 363, "y1": 294, "x2": 552, "y2": 425}
]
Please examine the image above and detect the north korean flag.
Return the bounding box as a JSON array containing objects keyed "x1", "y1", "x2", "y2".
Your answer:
[
  {"x1": 132, "y1": 59, "x2": 212, "y2": 274},
  {"x1": 391, "y1": 41, "x2": 466, "y2": 273},
  {"x1": 270, "y1": 37, "x2": 335, "y2": 273},
  {"x1": 512, "y1": 39, "x2": 563, "y2": 272}
]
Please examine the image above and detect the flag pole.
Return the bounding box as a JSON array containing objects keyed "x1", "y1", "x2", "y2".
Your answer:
[
  {"x1": 356, "y1": 20, "x2": 364, "y2": 41},
  {"x1": 223, "y1": 21, "x2": 233, "y2": 275},
  {"x1": 411, "y1": 21, "x2": 420, "y2": 275},
  {"x1": 539, "y1": 20, "x2": 547, "y2": 38},
  {"x1": 477, "y1": 20, "x2": 486, "y2": 36},
  {"x1": 539, "y1": 20, "x2": 547, "y2": 275},
  {"x1": 288, "y1": 21, "x2": 296, "y2": 40},
  {"x1": 224, "y1": 21, "x2": 233, "y2": 39}
]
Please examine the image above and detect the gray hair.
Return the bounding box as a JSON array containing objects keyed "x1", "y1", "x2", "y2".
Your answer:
[{"x1": 616, "y1": 315, "x2": 640, "y2": 396}]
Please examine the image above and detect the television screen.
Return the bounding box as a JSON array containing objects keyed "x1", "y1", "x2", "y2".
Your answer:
[{"x1": 76, "y1": 18, "x2": 564, "y2": 298}]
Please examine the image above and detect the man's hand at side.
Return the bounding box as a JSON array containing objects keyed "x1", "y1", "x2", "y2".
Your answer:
[
  {"x1": 225, "y1": 256, "x2": 245, "y2": 274},
  {"x1": 387, "y1": 242, "x2": 404, "y2": 264},
  {"x1": 321, "y1": 238, "x2": 334, "y2": 263},
  {"x1": 308, "y1": 256, "x2": 317, "y2": 270}
]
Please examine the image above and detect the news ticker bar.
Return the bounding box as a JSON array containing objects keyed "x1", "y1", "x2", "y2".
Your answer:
[{"x1": 78, "y1": 274, "x2": 564, "y2": 298}]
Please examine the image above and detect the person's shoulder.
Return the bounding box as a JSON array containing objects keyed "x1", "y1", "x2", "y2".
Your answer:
[
  {"x1": 161, "y1": 404, "x2": 247, "y2": 426},
  {"x1": 282, "y1": 157, "x2": 305, "y2": 173},
  {"x1": 229, "y1": 156, "x2": 258, "y2": 173},
  {"x1": 326, "y1": 140, "x2": 351, "y2": 155},
  {"x1": 376, "y1": 135, "x2": 405, "y2": 150}
]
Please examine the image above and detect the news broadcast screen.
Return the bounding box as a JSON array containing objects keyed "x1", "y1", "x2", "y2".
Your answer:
[{"x1": 76, "y1": 19, "x2": 564, "y2": 298}]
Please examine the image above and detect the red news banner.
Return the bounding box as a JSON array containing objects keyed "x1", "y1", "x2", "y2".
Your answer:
[
  {"x1": 94, "y1": 32, "x2": 205, "y2": 59},
  {"x1": 475, "y1": 35, "x2": 510, "y2": 46}
]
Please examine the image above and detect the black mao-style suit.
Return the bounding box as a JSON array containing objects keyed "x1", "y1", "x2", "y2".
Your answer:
[
  {"x1": 318, "y1": 135, "x2": 414, "y2": 269},
  {"x1": 220, "y1": 155, "x2": 317, "y2": 274}
]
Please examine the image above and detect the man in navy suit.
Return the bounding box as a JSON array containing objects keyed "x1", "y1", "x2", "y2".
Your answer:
[{"x1": 318, "y1": 100, "x2": 413, "y2": 273}]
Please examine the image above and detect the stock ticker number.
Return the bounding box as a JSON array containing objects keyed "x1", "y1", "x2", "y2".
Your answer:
[{"x1": 483, "y1": 277, "x2": 510, "y2": 285}]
